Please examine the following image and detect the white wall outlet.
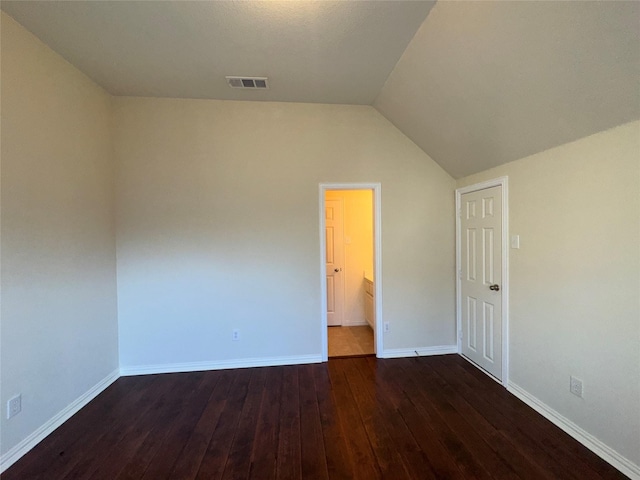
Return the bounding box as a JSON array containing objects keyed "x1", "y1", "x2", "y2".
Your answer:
[
  {"x1": 383, "y1": 322, "x2": 390, "y2": 333},
  {"x1": 570, "y1": 376, "x2": 583, "y2": 398},
  {"x1": 232, "y1": 329, "x2": 240, "y2": 341},
  {"x1": 7, "y1": 394, "x2": 21, "y2": 419}
]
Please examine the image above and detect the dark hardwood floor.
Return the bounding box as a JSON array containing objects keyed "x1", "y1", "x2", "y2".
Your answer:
[{"x1": 2, "y1": 355, "x2": 628, "y2": 479}]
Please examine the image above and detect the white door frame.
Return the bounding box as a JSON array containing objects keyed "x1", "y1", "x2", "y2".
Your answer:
[
  {"x1": 456, "y1": 176, "x2": 509, "y2": 387},
  {"x1": 319, "y1": 183, "x2": 383, "y2": 361}
]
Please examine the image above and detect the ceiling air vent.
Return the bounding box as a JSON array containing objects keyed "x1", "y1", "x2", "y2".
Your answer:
[{"x1": 226, "y1": 76, "x2": 269, "y2": 89}]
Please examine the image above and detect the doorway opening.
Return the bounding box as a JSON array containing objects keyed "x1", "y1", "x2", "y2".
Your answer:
[{"x1": 320, "y1": 183, "x2": 382, "y2": 360}]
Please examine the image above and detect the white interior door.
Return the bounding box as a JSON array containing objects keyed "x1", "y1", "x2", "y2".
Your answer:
[
  {"x1": 325, "y1": 198, "x2": 345, "y2": 326},
  {"x1": 461, "y1": 186, "x2": 503, "y2": 380}
]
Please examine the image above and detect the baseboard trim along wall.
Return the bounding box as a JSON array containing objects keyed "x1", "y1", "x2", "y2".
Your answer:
[
  {"x1": 0, "y1": 369, "x2": 120, "y2": 474},
  {"x1": 508, "y1": 381, "x2": 640, "y2": 480},
  {"x1": 343, "y1": 320, "x2": 369, "y2": 327},
  {"x1": 120, "y1": 354, "x2": 323, "y2": 376},
  {"x1": 379, "y1": 345, "x2": 458, "y2": 359}
]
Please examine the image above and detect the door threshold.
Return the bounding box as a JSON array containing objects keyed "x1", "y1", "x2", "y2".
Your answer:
[{"x1": 328, "y1": 353, "x2": 376, "y2": 360}]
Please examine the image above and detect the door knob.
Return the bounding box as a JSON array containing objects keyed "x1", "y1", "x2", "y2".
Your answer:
[
  {"x1": 334, "y1": 268, "x2": 340, "y2": 273},
  {"x1": 489, "y1": 284, "x2": 500, "y2": 291}
]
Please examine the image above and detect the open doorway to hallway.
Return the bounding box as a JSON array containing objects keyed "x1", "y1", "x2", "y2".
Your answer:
[
  {"x1": 324, "y1": 189, "x2": 375, "y2": 357},
  {"x1": 328, "y1": 326, "x2": 374, "y2": 357}
]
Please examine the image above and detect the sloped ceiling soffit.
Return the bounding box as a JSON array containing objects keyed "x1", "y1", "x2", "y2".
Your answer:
[{"x1": 1, "y1": 0, "x2": 638, "y2": 178}]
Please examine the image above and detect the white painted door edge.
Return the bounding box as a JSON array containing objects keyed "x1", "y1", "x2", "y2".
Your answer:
[
  {"x1": 455, "y1": 176, "x2": 510, "y2": 387},
  {"x1": 319, "y1": 183, "x2": 382, "y2": 361}
]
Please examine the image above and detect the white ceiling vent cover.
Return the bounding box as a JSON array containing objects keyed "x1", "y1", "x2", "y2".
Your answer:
[{"x1": 226, "y1": 76, "x2": 269, "y2": 89}]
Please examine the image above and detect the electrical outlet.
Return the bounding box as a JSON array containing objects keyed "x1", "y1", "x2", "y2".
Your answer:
[
  {"x1": 232, "y1": 329, "x2": 240, "y2": 341},
  {"x1": 383, "y1": 322, "x2": 390, "y2": 333},
  {"x1": 570, "y1": 376, "x2": 583, "y2": 398},
  {"x1": 7, "y1": 394, "x2": 21, "y2": 419}
]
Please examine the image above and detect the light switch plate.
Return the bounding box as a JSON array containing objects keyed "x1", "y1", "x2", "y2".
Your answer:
[{"x1": 510, "y1": 235, "x2": 520, "y2": 249}]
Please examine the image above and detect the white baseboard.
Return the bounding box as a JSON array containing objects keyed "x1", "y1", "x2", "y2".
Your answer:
[
  {"x1": 379, "y1": 345, "x2": 458, "y2": 359},
  {"x1": 342, "y1": 320, "x2": 369, "y2": 327},
  {"x1": 0, "y1": 368, "x2": 120, "y2": 474},
  {"x1": 120, "y1": 354, "x2": 323, "y2": 376},
  {"x1": 508, "y1": 381, "x2": 640, "y2": 480}
]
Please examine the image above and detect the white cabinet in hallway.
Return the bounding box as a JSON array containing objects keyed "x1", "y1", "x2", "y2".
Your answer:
[{"x1": 364, "y1": 276, "x2": 375, "y2": 331}]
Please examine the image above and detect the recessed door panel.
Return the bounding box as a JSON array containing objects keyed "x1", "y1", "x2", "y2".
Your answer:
[
  {"x1": 466, "y1": 200, "x2": 476, "y2": 219},
  {"x1": 482, "y1": 197, "x2": 494, "y2": 218},
  {"x1": 467, "y1": 296, "x2": 477, "y2": 351},
  {"x1": 483, "y1": 302, "x2": 494, "y2": 361},
  {"x1": 467, "y1": 228, "x2": 477, "y2": 282},
  {"x1": 326, "y1": 227, "x2": 334, "y2": 264},
  {"x1": 483, "y1": 227, "x2": 494, "y2": 285},
  {"x1": 326, "y1": 276, "x2": 335, "y2": 313}
]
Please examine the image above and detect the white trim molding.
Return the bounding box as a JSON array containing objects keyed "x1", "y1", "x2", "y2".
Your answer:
[
  {"x1": 455, "y1": 176, "x2": 510, "y2": 387},
  {"x1": 120, "y1": 354, "x2": 322, "y2": 376},
  {"x1": 0, "y1": 369, "x2": 120, "y2": 474},
  {"x1": 319, "y1": 183, "x2": 383, "y2": 361},
  {"x1": 508, "y1": 382, "x2": 640, "y2": 480},
  {"x1": 379, "y1": 345, "x2": 458, "y2": 359},
  {"x1": 343, "y1": 320, "x2": 369, "y2": 327}
]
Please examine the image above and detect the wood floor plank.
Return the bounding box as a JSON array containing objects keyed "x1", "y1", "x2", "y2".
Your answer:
[
  {"x1": 298, "y1": 364, "x2": 330, "y2": 480},
  {"x1": 415, "y1": 357, "x2": 555, "y2": 480},
  {"x1": 168, "y1": 370, "x2": 235, "y2": 479},
  {"x1": 194, "y1": 368, "x2": 253, "y2": 480},
  {"x1": 81, "y1": 372, "x2": 196, "y2": 480},
  {"x1": 440, "y1": 357, "x2": 587, "y2": 479},
  {"x1": 138, "y1": 371, "x2": 222, "y2": 480},
  {"x1": 79, "y1": 374, "x2": 202, "y2": 479},
  {"x1": 358, "y1": 357, "x2": 440, "y2": 480},
  {"x1": 2, "y1": 356, "x2": 630, "y2": 480},
  {"x1": 248, "y1": 367, "x2": 284, "y2": 480},
  {"x1": 275, "y1": 366, "x2": 303, "y2": 480},
  {"x1": 313, "y1": 362, "x2": 357, "y2": 480},
  {"x1": 1, "y1": 376, "x2": 150, "y2": 480},
  {"x1": 397, "y1": 357, "x2": 520, "y2": 480},
  {"x1": 220, "y1": 368, "x2": 268, "y2": 480},
  {"x1": 341, "y1": 358, "x2": 414, "y2": 480},
  {"x1": 47, "y1": 375, "x2": 163, "y2": 480},
  {"x1": 112, "y1": 373, "x2": 211, "y2": 480},
  {"x1": 393, "y1": 358, "x2": 495, "y2": 480},
  {"x1": 454, "y1": 357, "x2": 627, "y2": 480},
  {"x1": 371, "y1": 357, "x2": 480, "y2": 478},
  {"x1": 327, "y1": 360, "x2": 382, "y2": 480},
  {"x1": 436, "y1": 356, "x2": 628, "y2": 480}
]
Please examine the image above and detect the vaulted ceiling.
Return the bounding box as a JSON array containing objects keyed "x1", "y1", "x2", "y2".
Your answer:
[{"x1": 2, "y1": 0, "x2": 638, "y2": 178}]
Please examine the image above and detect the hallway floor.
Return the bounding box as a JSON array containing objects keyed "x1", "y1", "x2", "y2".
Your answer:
[{"x1": 328, "y1": 325, "x2": 374, "y2": 357}]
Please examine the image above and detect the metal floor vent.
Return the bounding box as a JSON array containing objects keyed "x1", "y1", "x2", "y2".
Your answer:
[{"x1": 226, "y1": 76, "x2": 269, "y2": 89}]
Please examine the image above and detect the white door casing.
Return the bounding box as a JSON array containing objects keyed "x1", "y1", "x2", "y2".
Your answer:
[
  {"x1": 457, "y1": 178, "x2": 509, "y2": 385},
  {"x1": 325, "y1": 198, "x2": 345, "y2": 327}
]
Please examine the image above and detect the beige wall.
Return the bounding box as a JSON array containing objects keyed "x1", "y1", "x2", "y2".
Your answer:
[
  {"x1": 325, "y1": 190, "x2": 374, "y2": 326},
  {"x1": 457, "y1": 121, "x2": 640, "y2": 467},
  {"x1": 113, "y1": 97, "x2": 457, "y2": 369},
  {"x1": 1, "y1": 13, "x2": 119, "y2": 459}
]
